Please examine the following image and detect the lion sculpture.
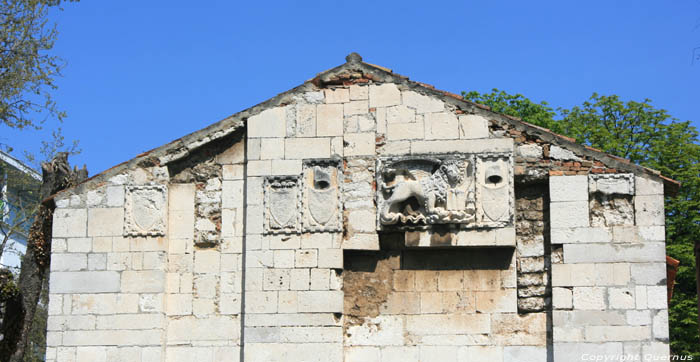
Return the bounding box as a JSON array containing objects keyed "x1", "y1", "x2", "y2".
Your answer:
[{"x1": 379, "y1": 159, "x2": 475, "y2": 225}]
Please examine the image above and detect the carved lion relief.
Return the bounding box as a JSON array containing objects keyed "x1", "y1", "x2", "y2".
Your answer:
[
  {"x1": 263, "y1": 176, "x2": 301, "y2": 234},
  {"x1": 302, "y1": 159, "x2": 342, "y2": 233},
  {"x1": 124, "y1": 184, "x2": 167, "y2": 237},
  {"x1": 377, "y1": 156, "x2": 476, "y2": 229},
  {"x1": 377, "y1": 153, "x2": 513, "y2": 230}
]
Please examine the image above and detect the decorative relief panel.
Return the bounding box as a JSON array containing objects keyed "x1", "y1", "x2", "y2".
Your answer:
[
  {"x1": 302, "y1": 159, "x2": 342, "y2": 233},
  {"x1": 475, "y1": 154, "x2": 514, "y2": 228},
  {"x1": 589, "y1": 173, "x2": 634, "y2": 195},
  {"x1": 263, "y1": 176, "x2": 301, "y2": 234},
  {"x1": 124, "y1": 184, "x2": 167, "y2": 237},
  {"x1": 377, "y1": 153, "x2": 513, "y2": 230}
]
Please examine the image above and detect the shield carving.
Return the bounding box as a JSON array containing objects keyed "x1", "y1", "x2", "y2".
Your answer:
[
  {"x1": 481, "y1": 186, "x2": 509, "y2": 222},
  {"x1": 132, "y1": 189, "x2": 164, "y2": 231},
  {"x1": 308, "y1": 188, "x2": 337, "y2": 226},
  {"x1": 268, "y1": 188, "x2": 297, "y2": 228}
]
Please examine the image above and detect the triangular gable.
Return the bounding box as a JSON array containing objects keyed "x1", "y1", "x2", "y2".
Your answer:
[{"x1": 52, "y1": 53, "x2": 679, "y2": 200}]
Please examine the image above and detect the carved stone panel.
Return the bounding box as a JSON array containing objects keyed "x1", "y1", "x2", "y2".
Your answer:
[
  {"x1": 376, "y1": 155, "x2": 476, "y2": 230},
  {"x1": 264, "y1": 176, "x2": 301, "y2": 234},
  {"x1": 475, "y1": 154, "x2": 513, "y2": 227},
  {"x1": 589, "y1": 173, "x2": 634, "y2": 195},
  {"x1": 124, "y1": 184, "x2": 167, "y2": 237},
  {"x1": 302, "y1": 159, "x2": 342, "y2": 233}
]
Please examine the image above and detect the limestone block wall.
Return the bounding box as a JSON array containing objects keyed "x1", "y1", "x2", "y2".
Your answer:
[
  {"x1": 44, "y1": 72, "x2": 673, "y2": 362},
  {"x1": 549, "y1": 174, "x2": 669, "y2": 359},
  {"x1": 46, "y1": 134, "x2": 245, "y2": 362}
]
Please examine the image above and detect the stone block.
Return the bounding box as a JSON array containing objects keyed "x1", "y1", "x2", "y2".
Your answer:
[
  {"x1": 626, "y1": 310, "x2": 651, "y2": 325},
  {"x1": 295, "y1": 249, "x2": 318, "y2": 268},
  {"x1": 53, "y1": 209, "x2": 87, "y2": 238},
  {"x1": 344, "y1": 100, "x2": 369, "y2": 116},
  {"x1": 349, "y1": 85, "x2": 368, "y2": 100},
  {"x1": 458, "y1": 114, "x2": 489, "y2": 139},
  {"x1": 270, "y1": 159, "x2": 302, "y2": 176},
  {"x1": 285, "y1": 138, "x2": 330, "y2": 159},
  {"x1": 637, "y1": 226, "x2": 665, "y2": 242},
  {"x1": 503, "y1": 346, "x2": 546, "y2": 362},
  {"x1": 167, "y1": 315, "x2": 239, "y2": 343},
  {"x1": 584, "y1": 325, "x2": 650, "y2": 342},
  {"x1": 636, "y1": 176, "x2": 663, "y2": 195},
  {"x1": 95, "y1": 314, "x2": 163, "y2": 330},
  {"x1": 553, "y1": 287, "x2": 573, "y2": 309},
  {"x1": 549, "y1": 145, "x2": 581, "y2": 161},
  {"x1": 318, "y1": 248, "x2": 343, "y2": 269},
  {"x1": 245, "y1": 291, "x2": 277, "y2": 313},
  {"x1": 382, "y1": 292, "x2": 420, "y2": 314},
  {"x1": 345, "y1": 347, "x2": 379, "y2": 362},
  {"x1": 324, "y1": 88, "x2": 349, "y2": 104},
  {"x1": 410, "y1": 138, "x2": 513, "y2": 154},
  {"x1": 608, "y1": 287, "x2": 636, "y2": 309},
  {"x1": 344, "y1": 133, "x2": 375, "y2": 157},
  {"x1": 553, "y1": 343, "x2": 623, "y2": 361},
  {"x1": 166, "y1": 293, "x2": 192, "y2": 316},
  {"x1": 563, "y1": 242, "x2": 665, "y2": 263},
  {"x1": 438, "y1": 270, "x2": 463, "y2": 291},
  {"x1": 121, "y1": 270, "x2": 165, "y2": 293},
  {"x1": 573, "y1": 287, "x2": 605, "y2": 310},
  {"x1": 630, "y1": 263, "x2": 666, "y2": 285},
  {"x1": 247, "y1": 137, "x2": 261, "y2": 160},
  {"x1": 402, "y1": 90, "x2": 444, "y2": 113},
  {"x1": 76, "y1": 347, "x2": 106, "y2": 362},
  {"x1": 245, "y1": 343, "x2": 342, "y2": 362},
  {"x1": 223, "y1": 164, "x2": 244, "y2": 180},
  {"x1": 263, "y1": 269, "x2": 290, "y2": 291},
  {"x1": 517, "y1": 144, "x2": 543, "y2": 159},
  {"x1": 194, "y1": 250, "x2": 220, "y2": 274},
  {"x1": 248, "y1": 107, "x2": 286, "y2": 138},
  {"x1": 550, "y1": 175, "x2": 588, "y2": 202},
  {"x1": 309, "y1": 269, "x2": 330, "y2": 290},
  {"x1": 551, "y1": 227, "x2": 612, "y2": 244},
  {"x1": 419, "y1": 346, "x2": 458, "y2": 362},
  {"x1": 297, "y1": 290, "x2": 343, "y2": 312},
  {"x1": 386, "y1": 104, "x2": 416, "y2": 124},
  {"x1": 652, "y1": 310, "x2": 669, "y2": 339},
  {"x1": 369, "y1": 83, "x2": 401, "y2": 107},
  {"x1": 216, "y1": 138, "x2": 245, "y2": 165},
  {"x1": 635, "y1": 194, "x2": 665, "y2": 226},
  {"x1": 406, "y1": 314, "x2": 490, "y2": 335},
  {"x1": 51, "y1": 254, "x2": 87, "y2": 272},
  {"x1": 647, "y1": 286, "x2": 667, "y2": 309},
  {"x1": 260, "y1": 138, "x2": 285, "y2": 160},
  {"x1": 424, "y1": 112, "x2": 459, "y2": 139},
  {"x1": 342, "y1": 233, "x2": 380, "y2": 250},
  {"x1": 458, "y1": 346, "x2": 502, "y2": 362},
  {"x1": 317, "y1": 104, "x2": 344, "y2": 136},
  {"x1": 87, "y1": 208, "x2": 124, "y2": 237},
  {"x1": 247, "y1": 160, "x2": 271, "y2": 176},
  {"x1": 386, "y1": 119, "x2": 424, "y2": 140},
  {"x1": 550, "y1": 201, "x2": 589, "y2": 228},
  {"x1": 475, "y1": 289, "x2": 517, "y2": 312},
  {"x1": 50, "y1": 271, "x2": 120, "y2": 294}
]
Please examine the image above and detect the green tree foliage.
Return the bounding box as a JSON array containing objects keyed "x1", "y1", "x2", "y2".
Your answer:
[
  {"x1": 0, "y1": 0, "x2": 73, "y2": 129},
  {"x1": 464, "y1": 89, "x2": 700, "y2": 357}
]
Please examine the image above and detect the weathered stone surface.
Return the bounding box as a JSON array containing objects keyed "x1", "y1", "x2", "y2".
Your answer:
[
  {"x1": 52, "y1": 208, "x2": 85, "y2": 238},
  {"x1": 50, "y1": 271, "x2": 120, "y2": 293},
  {"x1": 124, "y1": 185, "x2": 167, "y2": 236},
  {"x1": 550, "y1": 175, "x2": 588, "y2": 202}
]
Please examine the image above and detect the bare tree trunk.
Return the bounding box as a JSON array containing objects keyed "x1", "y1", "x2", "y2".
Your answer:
[{"x1": 0, "y1": 153, "x2": 86, "y2": 362}]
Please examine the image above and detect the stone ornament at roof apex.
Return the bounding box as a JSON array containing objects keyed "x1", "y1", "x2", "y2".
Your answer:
[{"x1": 345, "y1": 52, "x2": 363, "y2": 63}]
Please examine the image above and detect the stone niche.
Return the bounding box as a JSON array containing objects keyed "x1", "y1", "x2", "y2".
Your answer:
[{"x1": 376, "y1": 153, "x2": 514, "y2": 248}]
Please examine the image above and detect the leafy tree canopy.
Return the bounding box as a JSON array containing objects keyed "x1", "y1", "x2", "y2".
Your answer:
[{"x1": 464, "y1": 88, "x2": 700, "y2": 358}]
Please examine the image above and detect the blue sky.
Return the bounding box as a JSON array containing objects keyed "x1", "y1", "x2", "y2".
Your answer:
[{"x1": 3, "y1": 1, "x2": 699, "y2": 175}]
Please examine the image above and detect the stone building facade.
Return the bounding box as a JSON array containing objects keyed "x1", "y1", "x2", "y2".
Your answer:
[{"x1": 45, "y1": 54, "x2": 677, "y2": 362}]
